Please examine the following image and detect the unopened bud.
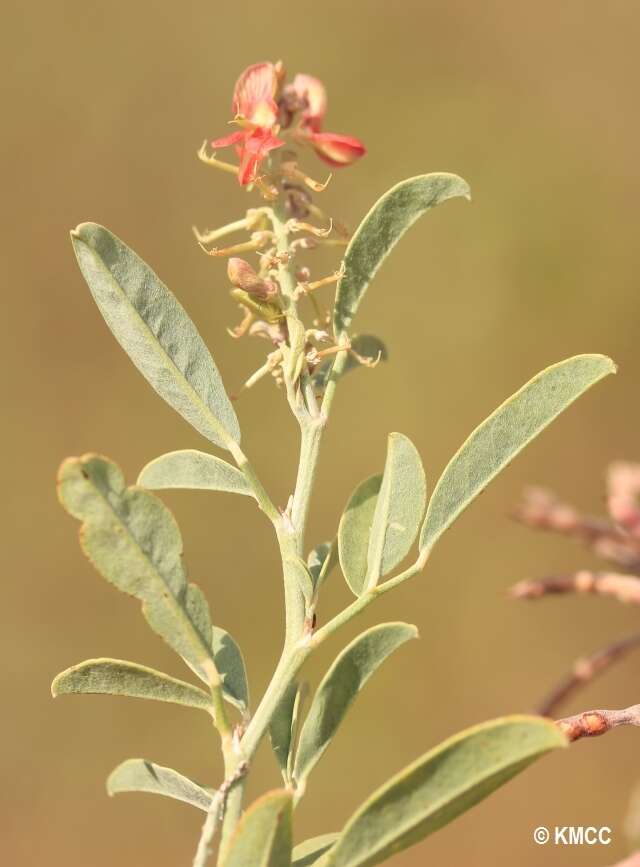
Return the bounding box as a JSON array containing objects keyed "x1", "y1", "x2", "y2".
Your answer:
[{"x1": 227, "y1": 257, "x2": 276, "y2": 300}]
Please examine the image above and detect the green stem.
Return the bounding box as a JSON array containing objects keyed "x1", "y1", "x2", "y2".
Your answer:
[
  {"x1": 291, "y1": 418, "x2": 324, "y2": 554},
  {"x1": 237, "y1": 557, "x2": 428, "y2": 781}
]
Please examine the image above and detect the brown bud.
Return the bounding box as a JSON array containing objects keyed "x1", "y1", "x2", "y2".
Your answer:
[{"x1": 227, "y1": 258, "x2": 276, "y2": 300}]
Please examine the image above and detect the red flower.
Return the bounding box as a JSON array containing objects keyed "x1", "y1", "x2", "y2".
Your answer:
[
  {"x1": 211, "y1": 62, "x2": 284, "y2": 185},
  {"x1": 304, "y1": 132, "x2": 367, "y2": 167},
  {"x1": 291, "y1": 73, "x2": 366, "y2": 168}
]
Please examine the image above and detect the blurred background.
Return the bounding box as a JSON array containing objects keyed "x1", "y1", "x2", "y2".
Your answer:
[{"x1": 3, "y1": 1, "x2": 640, "y2": 864}]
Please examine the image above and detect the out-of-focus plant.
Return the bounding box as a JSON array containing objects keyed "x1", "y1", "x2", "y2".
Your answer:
[
  {"x1": 511, "y1": 463, "x2": 640, "y2": 731},
  {"x1": 512, "y1": 465, "x2": 640, "y2": 866},
  {"x1": 52, "y1": 61, "x2": 619, "y2": 866}
]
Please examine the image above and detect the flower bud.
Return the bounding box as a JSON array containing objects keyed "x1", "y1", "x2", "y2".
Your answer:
[{"x1": 227, "y1": 258, "x2": 276, "y2": 300}]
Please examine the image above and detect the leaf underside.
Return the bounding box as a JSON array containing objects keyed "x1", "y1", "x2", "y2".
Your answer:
[
  {"x1": 138, "y1": 449, "x2": 252, "y2": 496},
  {"x1": 51, "y1": 658, "x2": 213, "y2": 713},
  {"x1": 71, "y1": 222, "x2": 239, "y2": 449},
  {"x1": 107, "y1": 759, "x2": 213, "y2": 811}
]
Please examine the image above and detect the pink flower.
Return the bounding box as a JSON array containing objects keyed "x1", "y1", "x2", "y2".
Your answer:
[
  {"x1": 211, "y1": 63, "x2": 284, "y2": 185},
  {"x1": 291, "y1": 73, "x2": 366, "y2": 168}
]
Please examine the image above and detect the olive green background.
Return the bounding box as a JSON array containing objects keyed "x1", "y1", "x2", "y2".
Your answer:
[{"x1": 4, "y1": 1, "x2": 640, "y2": 864}]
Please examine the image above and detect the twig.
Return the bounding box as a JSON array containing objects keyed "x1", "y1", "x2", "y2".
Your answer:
[
  {"x1": 513, "y1": 486, "x2": 640, "y2": 570},
  {"x1": 510, "y1": 571, "x2": 640, "y2": 605},
  {"x1": 556, "y1": 704, "x2": 640, "y2": 742},
  {"x1": 538, "y1": 632, "x2": 640, "y2": 717},
  {"x1": 192, "y1": 762, "x2": 248, "y2": 867}
]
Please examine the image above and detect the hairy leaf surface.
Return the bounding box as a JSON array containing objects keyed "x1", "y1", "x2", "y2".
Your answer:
[
  {"x1": 294, "y1": 623, "x2": 418, "y2": 787},
  {"x1": 51, "y1": 658, "x2": 212, "y2": 713},
  {"x1": 58, "y1": 453, "x2": 217, "y2": 684},
  {"x1": 71, "y1": 223, "x2": 239, "y2": 448},
  {"x1": 138, "y1": 449, "x2": 251, "y2": 496},
  {"x1": 220, "y1": 789, "x2": 293, "y2": 867},
  {"x1": 338, "y1": 475, "x2": 381, "y2": 596},
  {"x1": 333, "y1": 174, "x2": 470, "y2": 336},
  {"x1": 366, "y1": 434, "x2": 426, "y2": 588},
  {"x1": 107, "y1": 759, "x2": 213, "y2": 811},
  {"x1": 211, "y1": 626, "x2": 250, "y2": 713},
  {"x1": 420, "y1": 355, "x2": 616, "y2": 554},
  {"x1": 318, "y1": 717, "x2": 566, "y2": 867}
]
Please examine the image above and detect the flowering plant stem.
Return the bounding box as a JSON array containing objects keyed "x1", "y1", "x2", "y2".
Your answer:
[
  {"x1": 54, "y1": 60, "x2": 622, "y2": 867},
  {"x1": 212, "y1": 210, "x2": 357, "y2": 861}
]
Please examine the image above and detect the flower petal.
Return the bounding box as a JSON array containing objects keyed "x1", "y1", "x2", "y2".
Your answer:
[
  {"x1": 233, "y1": 62, "x2": 279, "y2": 129},
  {"x1": 237, "y1": 129, "x2": 284, "y2": 185},
  {"x1": 306, "y1": 131, "x2": 366, "y2": 167},
  {"x1": 210, "y1": 130, "x2": 245, "y2": 149},
  {"x1": 292, "y1": 73, "x2": 327, "y2": 132}
]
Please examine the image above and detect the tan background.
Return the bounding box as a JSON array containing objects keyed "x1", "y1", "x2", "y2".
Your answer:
[{"x1": 3, "y1": 1, "x2": 640, "y2": 864}]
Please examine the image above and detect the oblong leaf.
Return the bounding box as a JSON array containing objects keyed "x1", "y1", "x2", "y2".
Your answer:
[
  {"x1": 71, "y1": 223, "x2": 239, "y2": 449},
  {"x1": 293, "y1": 835, "x2": 338, "y2": 867},
  {"x1": 138, "y1": 449, "x2": 252, "y2": 496},
  {"x1": 318, "y1": 716, "x2": 567, "y2": 867},
  {"x1": 338, "y1": 475, "x2": 382, "y2": 597},
  {"x1": 107, "y1": 759, "x2": 213, "y2": 811},
  {"x1": 211, "y1": 626, "x2": 250, "y2": 713},
  {"x1": 294, "y1": 623, "x2": 418, "y2": 788},
  {"x1": 51, "y1": 658, "x2": 212, "y2": 713},
  {"x1": 420, "y1": 354, "x2": 616, "y2": 554},
  {"x1": 333, "y1": 174, "x2": 470, "y2": 337},
  {"x1": 221, "y1": 789, "x2": 293, "y2": 867},
  {"x1": 58, "y1": 453, "x2": 218, "y2": 685},
  {"x1": 366, "y1": 433, "x2": 426, "y2": 589}
]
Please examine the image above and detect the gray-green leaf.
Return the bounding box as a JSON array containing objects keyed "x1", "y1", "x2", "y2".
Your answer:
[
  {"x1": 107, "y1": 759, "x2": 213, "y2": 811},
  {"x1": 211, "y1": 626, "x2": 250, "y2": 714},
  {"x1": 220, "y1": 789, "x2": 293, "y2": 867},
  {"x1": 366, "y1": 434, "x2": 426, "y2": 589},
  {"x1": 294, "y1": 623, "x2": 418, "y2": 789},
  {"x1": 138, "y1": 449, "x2": 252, "y2": 496},
  {"x1": 51, "y1": 658, "x2": 212, "y2": 713},
  {"x1": 270, "y1": 682, "x2": 307, "y2": 781},
  {"x1": 71, "y1": 223, "x2": 239, "y2": 449},
  {"x1": 293, "y1": 835, "x2": 338, "y2": 867},
  {"x1": 338, "y1": 475, "x2": 381, "y2": 597},
  {"x1": 58, "y1": 453, "x2": 218, "y2": 685},
  {"x1": 317, "y1": 716, "x2": 567, "y2": 867},
  {"x1": 333, "y1": 174, "x2": 470, "y2": 337},
  {"x1": 420, "y1": 354, "x2": 616, "y2": 554},
  {"x1": 307, "y1": 541, "x2": 337, "y2": 596}
]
